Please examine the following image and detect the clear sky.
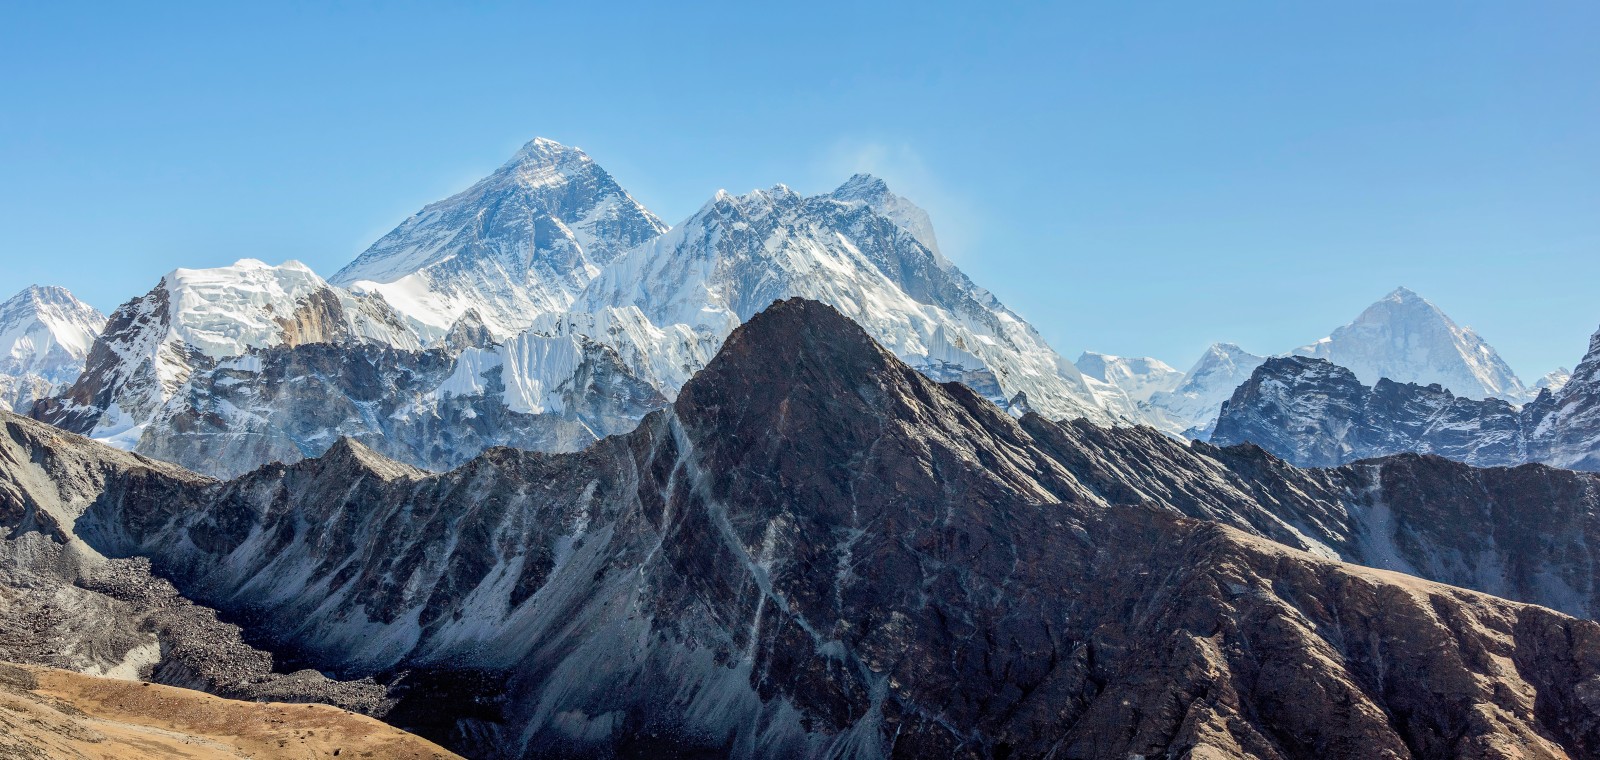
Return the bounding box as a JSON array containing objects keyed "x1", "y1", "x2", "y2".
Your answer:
[{"x1": 2, "y1": 2, "x2": 1595, "y2": 378}]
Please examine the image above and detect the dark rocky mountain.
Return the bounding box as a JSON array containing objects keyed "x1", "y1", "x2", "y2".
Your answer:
[
  {"x1": 1213, "y1": 329, "x2": 1600, "y2": 471},
  {"x1": 8, "y1": 299, "x2": 1600, "y2": 758}
]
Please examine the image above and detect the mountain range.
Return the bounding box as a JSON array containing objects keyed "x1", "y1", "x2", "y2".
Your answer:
[
  {"x1": 23, "y1": 139, "x2": 1576, "y2": 479},
  {"x1": 28, "y1": 139, "x2": 1127, "y2": 476},
  {"x1": 6, "y1": 298, "x2": 1600, "y2": 758},
  {"x1": 1104, "y1": 287, "x2": 1541, "y2": 440}
]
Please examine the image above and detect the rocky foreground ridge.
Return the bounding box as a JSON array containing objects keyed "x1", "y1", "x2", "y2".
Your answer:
[{"x1": 5, "y1": 299, "x2": 1600, "y2": 758}]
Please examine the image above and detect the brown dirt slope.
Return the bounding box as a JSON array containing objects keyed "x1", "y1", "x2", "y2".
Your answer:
[{"x1": 0, "y1": 662, "x2": 458, "y2": 760}]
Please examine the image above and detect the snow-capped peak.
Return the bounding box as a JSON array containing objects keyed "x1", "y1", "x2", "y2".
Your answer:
[
  {"x1": 700, "y1": 185, "x2": 803, "y2": 222},
  {"x1": 571, "y1": 178, "x2": 1110, "y2": 423},
  {"x1": 0, "y1": 286, "x2": 105, "y2": 370},
  {"x1": 0, "y1": 285, "x2": 106, "y2": 412},
  {"x1": 161, "y1": 258, "x2": 416, "y2": 358},
  {"x1": 1075, "y1": 351, "x2": 1183, "y2": 404},
  {"x1": 1291, "y1": 286, "x2": 1527, "y2": 402},
  {"x1": 1537, "y1": 367, "x2": 1573, "y2": 394},
  {"x1": 829, "y1": 173, "x2": 945, "y2": 262},
  {"x1": 1137, "y1": 342, "x2": 1269, "y2": 439},
  {"x1": 500, "y1": 137, "x2": 608, "y2": 188},
  {"x1": 332, "y1": 137, "x2": 668, "y2": 339},
  {"x1": 32, "y1": 258, "x2": 420, "y2": 446}
]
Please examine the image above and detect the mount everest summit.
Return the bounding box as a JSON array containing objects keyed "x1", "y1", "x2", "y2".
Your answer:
[{"x1": 332, "y1": 137, "x2": 669, "y2": 340}]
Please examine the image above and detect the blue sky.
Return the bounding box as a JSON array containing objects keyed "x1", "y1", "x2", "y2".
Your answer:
[{"x1": 2, "y1": 2, "x2": 1595, "y2": 378}]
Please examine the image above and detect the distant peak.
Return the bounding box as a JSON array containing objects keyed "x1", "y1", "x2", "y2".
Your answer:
[
  {"x1": 1383, "y1": 286, "x2": 1430, "y2": 305},
  {"x1": 506, "y1": 136, "x2": 590, "y2": 167},
  {"x1": 825, "y1": 173, "x2": 943, "y2": 260},
  {"x1": 315, "y1": 436, "x2": 422, "y2": 481},
  {"x1": 6, "y1": 285, "x2": 72, "y2": 306},
  {"x1": 1347, "y1": 287, "x2": 1454, "y2": 327},
  {"x1": 699, "y1": 185, "x2": 801, "y2": 218},
  {"x1": 832, "y1": 173, "x2": 891, "y2": 199},
  {"x1": 1, "y1": 286, "x2": 102, "y2": 326},
  {"x1": 1075, "y1": 352, "x2": 1115, "y2": 382}
]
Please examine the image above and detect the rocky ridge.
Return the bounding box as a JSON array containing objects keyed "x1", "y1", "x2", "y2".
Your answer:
[{"x1": 0, "y1": 413, "x2": 394, "y2": 713}]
